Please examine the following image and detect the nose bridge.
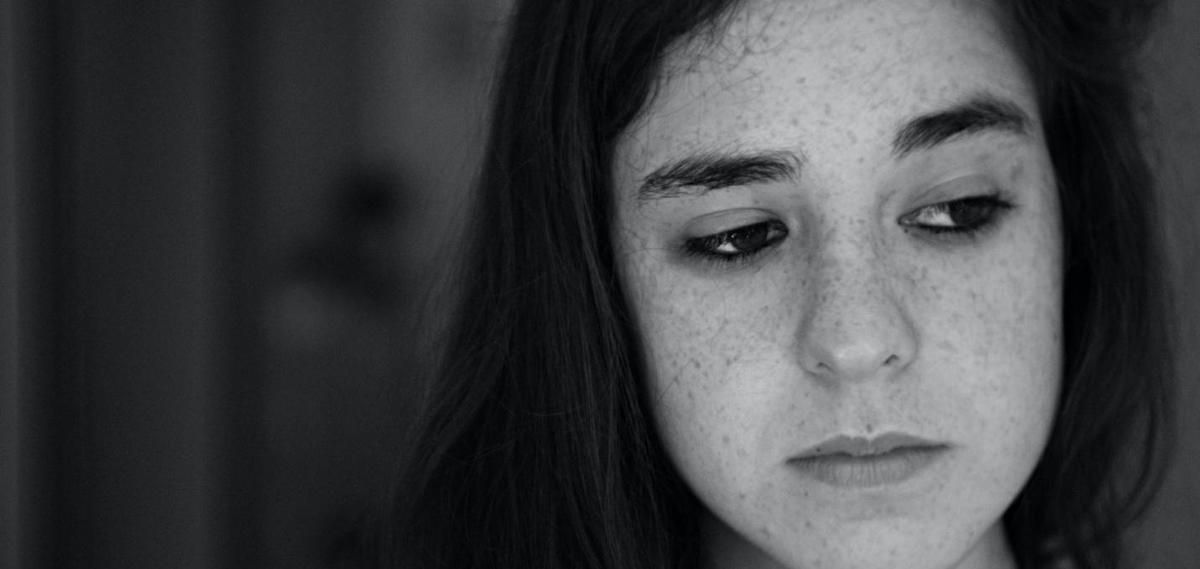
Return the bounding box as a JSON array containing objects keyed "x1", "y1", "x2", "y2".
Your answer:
[{"x1": 798, "y1": 223, "x2": 915, "y2": 382}]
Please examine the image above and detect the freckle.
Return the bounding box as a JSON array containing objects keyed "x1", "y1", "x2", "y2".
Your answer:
[{"x1": 722, "y1": 434, "x2": 731, "y2": 445}]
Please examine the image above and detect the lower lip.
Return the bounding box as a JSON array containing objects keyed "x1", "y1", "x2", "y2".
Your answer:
[{"x1": 788, "y1": 446, "x2": 948, "y2": 488}]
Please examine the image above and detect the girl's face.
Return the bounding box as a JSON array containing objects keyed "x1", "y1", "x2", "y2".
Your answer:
[{"x1": 612, "y1": 0, "x2": 1062, "y2": 568}]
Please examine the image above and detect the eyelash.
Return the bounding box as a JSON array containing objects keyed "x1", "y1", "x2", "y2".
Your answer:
[
  {"x1": 683, "y1": 220, "x2": 788, "y2": 266},
  {"x1": 682, "y1": 195, "x2": 1012, "y2": 265},
  {"x1": 898, "y1": 194, "x2": 1013, "y2": 238}
]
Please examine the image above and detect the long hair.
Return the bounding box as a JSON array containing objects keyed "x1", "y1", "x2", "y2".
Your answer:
[
  {"x1": 385, "y1": 1, "x2": 1174, "y2": 568},
  {"x1": 385, "y1": 2, "x2": 740, "y2": 567},
  {"x1": 1001, "y1": 1, "x2": 1174, "y2": 568}
]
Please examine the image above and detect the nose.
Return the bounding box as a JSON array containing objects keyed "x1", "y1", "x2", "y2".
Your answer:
[{"x1": 796, "y1": 243, "x2": 918, "y2": 383}]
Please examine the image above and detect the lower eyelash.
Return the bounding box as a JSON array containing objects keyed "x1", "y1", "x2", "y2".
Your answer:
[{"x1": 682, "y1": 241, "x2": 766, "y2": 266}]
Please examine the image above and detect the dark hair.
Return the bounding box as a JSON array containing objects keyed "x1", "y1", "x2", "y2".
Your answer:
[
  {"x1": 385, "y1": 1, "x2": 1174, "y2": 568},
  {"x1": 1001, "y1": 2, "x2": 1174, "y2": 568}
]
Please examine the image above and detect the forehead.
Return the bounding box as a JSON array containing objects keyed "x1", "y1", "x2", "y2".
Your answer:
[{"x1": 616, "y1": 0, "x2": 1033, "y2": 178}]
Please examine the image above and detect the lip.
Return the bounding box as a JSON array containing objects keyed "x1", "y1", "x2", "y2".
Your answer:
[{"x1": 787, "y1": 432, "x2": 950, "y2": 488}]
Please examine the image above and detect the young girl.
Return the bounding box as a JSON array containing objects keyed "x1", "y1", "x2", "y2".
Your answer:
[{"x1": 387, "y1": 1, "x2": 1174, "y2": 567}]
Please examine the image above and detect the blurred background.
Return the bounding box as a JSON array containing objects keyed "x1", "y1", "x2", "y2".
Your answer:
[{"x1": 1, "y1": 1, "x2": 1197, "y2": 568}]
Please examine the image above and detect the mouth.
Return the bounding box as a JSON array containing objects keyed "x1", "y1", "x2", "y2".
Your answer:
[{"x1": 787, "y1": 433, "x2": 950, "y2": 488}]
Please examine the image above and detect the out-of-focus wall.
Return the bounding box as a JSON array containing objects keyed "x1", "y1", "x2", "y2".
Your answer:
[
  {"x1": 1136, "y1": 0, "x2": 1200, "y2": 566},
  {"x1": 5, "y1": 2, "x2": 231, "y2": 568},
  {"x1": 250, "y1": 1, "x2": 510, "y2": 567}
]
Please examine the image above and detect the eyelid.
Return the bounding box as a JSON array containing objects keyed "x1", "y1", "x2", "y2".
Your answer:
[
  {"x1": 682, "y1": 208, "x2": 778, "y2": 240},
  {"x1": 898, "y1": 172, "x2": 1010, "y2": 217}
]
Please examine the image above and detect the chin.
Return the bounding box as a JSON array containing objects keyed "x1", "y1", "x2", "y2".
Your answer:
[{"x1": 708, "y1": 509, "x2": 1008, "y2": 569}]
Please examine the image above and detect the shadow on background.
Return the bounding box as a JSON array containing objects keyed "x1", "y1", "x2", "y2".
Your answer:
[{"x1": 1, "y1": 1, "x2": 1196, "y2": 568}]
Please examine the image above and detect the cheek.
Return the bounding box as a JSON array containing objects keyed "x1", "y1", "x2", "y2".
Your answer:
[
  {"x1": 924, "y1": 222, "x2": 1063, "y2": 470},
  {"x1": 621, "y1": 253, "x2": 796, "y2": 473}
]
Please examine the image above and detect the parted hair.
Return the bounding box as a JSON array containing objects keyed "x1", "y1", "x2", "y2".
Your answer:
[{"x1": 385, "y1": 1, "x2": 1174, "y2": 568}]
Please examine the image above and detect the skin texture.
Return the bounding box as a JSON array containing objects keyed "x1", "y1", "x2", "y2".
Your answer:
[{"x1": 611, "y1": 1, "x2": 1063, "y2": 568}]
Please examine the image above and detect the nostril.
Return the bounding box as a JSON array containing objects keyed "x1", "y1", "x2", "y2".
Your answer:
[{"x1": 803, "y1": 346, "x2": 908, "y2": 382}]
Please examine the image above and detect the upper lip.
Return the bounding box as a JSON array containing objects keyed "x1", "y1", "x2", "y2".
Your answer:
[{"x1": 793, "y1": 432, "x2": 945, "y2": 459}]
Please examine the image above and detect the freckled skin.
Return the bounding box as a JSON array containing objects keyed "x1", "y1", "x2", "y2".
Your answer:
[{"x1": 612, "y1": 1, "x2": 1061, "y2": 569}]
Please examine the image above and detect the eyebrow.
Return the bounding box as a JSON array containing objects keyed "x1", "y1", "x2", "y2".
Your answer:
[
  {"x1": 891, "y1": 94, "x2": 1031, "y2": 158},
  {"x1": 637, "y1": 150, "x2": 802, "y2": 203},
  {"x1": 636, "y1": 94, "x2": 1030, "y2": 204}
]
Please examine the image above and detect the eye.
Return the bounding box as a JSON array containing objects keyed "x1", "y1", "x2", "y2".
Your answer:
[
  {"x1": 684, "y1": 220, "x2": 788, "y2": 263},
  {"x1": 899, "y1": 195, "x2": 1012, "y2": 236}
]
